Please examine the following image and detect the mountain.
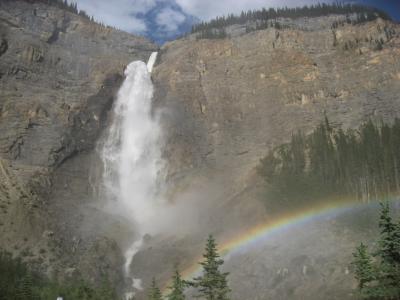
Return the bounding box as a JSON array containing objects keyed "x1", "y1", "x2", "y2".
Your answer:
[
  {"x1": 0, "y1": 0, "x2": 157, "y2": 288},
  {"x1": 138, "y1": 0, "x2": 399, "y2": 45},
  {"x1": 142, "y1": 13, "x2": 400, "y2": 300},
  {"x1": 1, "y1": 0, "x2": 400, "y2": 299}
]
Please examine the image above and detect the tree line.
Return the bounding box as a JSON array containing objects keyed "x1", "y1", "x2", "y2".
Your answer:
[
  {"x1": 20, "y1": 0, "x2": 89, "y2": 19},
  {"x1": 192, "y1": 3, "x2": 391, "y2": 38},
  {"x1": 21, "y1": 0, "x2": 126, "y2": 29},
  {"x1": 352, "y1": 202, "x2": 400, "y2": 299},
  {"x1": 245, "y1": 10, "x2": 381, "y2": 35},
  {"x1": 18, "y1": 0, "x2": 116, "y2": 25},
  {"x1": 0, "y1": 235, "x2": 230, "y2": 300},
  {"x1": 331, "y1": 11, "x2": 386, "y2": 29},
  {"x1": 0, "y1": 250, "x2": 118, "y2": 299},
  {"x1": 195, "y1": 28, "x2": 228, "y2": 40},
  {"x1": 258, "y1": 118, "x2": 400, "y2": 204}
]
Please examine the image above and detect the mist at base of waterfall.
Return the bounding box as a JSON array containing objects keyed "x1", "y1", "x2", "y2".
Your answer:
[{"x1": 99, "y1": 53, "x2": 167, "y2": 297}]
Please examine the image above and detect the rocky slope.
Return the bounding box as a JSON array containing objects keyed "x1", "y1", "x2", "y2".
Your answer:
[
  {"x1": 0, "y1": 0, "x2": 157, "y2": 287},
  {"x1": 155, "y1": 16, "x2": 400, "y2": 186},
  {"x1": 137, "y1": 16, "x2": 400, "y2": 299},
  {"x1": 1, "y1": 2, "x2": 400, "y2": 298}
]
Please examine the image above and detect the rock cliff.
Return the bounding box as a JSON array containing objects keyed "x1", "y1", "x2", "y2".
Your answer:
[
  {"x1": 143, "y1": 16, "x2": 400, "y2": 299},
  {"x1": 1, "y1": 1, "x2": 400, "y2": 298},
  {"x1": 155, "y1": 16, "x2": 400, "y2": 187},
  {"x1": 0, "y1": 0, "x2": 157, "y2": 286}
]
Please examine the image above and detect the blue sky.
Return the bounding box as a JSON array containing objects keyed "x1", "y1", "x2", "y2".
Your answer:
[
  {"x1": 76, "y1": 0, "x2": 399, "y2": 43},
  {"x1": 350, "y1": 0, "x2": 400, "y2": 21}
]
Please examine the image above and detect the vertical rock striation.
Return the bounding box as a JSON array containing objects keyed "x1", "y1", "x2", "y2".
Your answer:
[
  {"x1": 0, "y1": 0, "x2": 157, "y2": 286},
  {"x1": 145, "y1": 17, "x2": 400, "y2": 300}
]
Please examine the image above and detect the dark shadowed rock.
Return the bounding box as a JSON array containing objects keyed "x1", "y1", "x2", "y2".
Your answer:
[{"x1": 0, "y1": 0, "x2": 157, "y2": 287}]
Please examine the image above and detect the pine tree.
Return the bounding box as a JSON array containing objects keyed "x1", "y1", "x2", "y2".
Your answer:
[
  {"x1": 351, "y1": 243, "x2": 375, "y2": 290},
  {"x1": 166, "y1": 267, "x2": 186, "y2": 300},
  {"x1": 190, "y1": 235, "x2": 230, "y2": 300},
  {"x1": 98, "y1": 278, "x2": 118, "y2": 300},
  {"x1": 376, "y1": 202, "x2": 400, "y2": 298},
  {"x1": 394, "y1": 221, "x2": 400, "y2": 262},
  {"x1": 352, "y1": 202, "x2": 400, "y2": 299},
  {"x1": 148, "y1": 278, "x2": 163, "y2": 300},
  {"x1": 377, "y1": 202, "x2": 398, "y2": 263},
  {"x1": 17, "y1": 272, "x2": 34, "y2": 300},
  {"x1": 191, "y1": 3, "x2": 390, "y2": 35}
]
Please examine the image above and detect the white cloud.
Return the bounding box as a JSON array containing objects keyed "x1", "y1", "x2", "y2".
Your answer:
[
  {"x1": 155, "y1": 8, "x2": 186, "y2": 32},
  {"x1": 76, "y1": 0, "x2": 158, "y2": 33},
  {"x1": 76, "y1": 0, "x2": 333, "y2": 34}
]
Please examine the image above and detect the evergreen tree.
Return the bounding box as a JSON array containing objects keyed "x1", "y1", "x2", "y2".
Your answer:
[
  {"x1": 377, "y1": 202, "x2": 398, "y2": 263},
  {"x1": 351, "y1": 243, "x2": 375, "y2": 291},
  {"x1": 191, "y1": 3, "x2": 390, "y2": 34},
  {"x1": 190, "y1": 235, "x2": 230, "y2": 300},
  {"x1": 17, "y1": 272, "x2": 35, "y2": 300},
  {"x1": 0, "y1": 250, "x2": 118, "y2": 299},
  {"x1": 259, "y1": 118, "x2": 400, "y2": 204},
  {"x1": 394, "y1": 221, "x2": 400, "y2": 262},
  {"x1": 352, "y1": 203, "x2": 400, "y2": 299},
  {"x1": 98, "y1": 277, "x2": 119, "y2": 300},
  {"x1": 375, "y1": 202, "x2": 400, "y2": 298},
  {"x1": 166, "y1": 267, "x2": 186, "y2": 300},
  {"x1": 148, "y1": 278, "x2": 163, "y2": 300}
]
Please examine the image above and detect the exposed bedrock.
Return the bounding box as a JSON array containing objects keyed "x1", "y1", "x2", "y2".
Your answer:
[{"x1": 0, "y1": 0, "x2": 157, "y2": 286}]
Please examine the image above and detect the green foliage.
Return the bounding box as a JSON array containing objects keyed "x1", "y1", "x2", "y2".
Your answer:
[
  {"x1": 352, "y1": 203, "x2": 400, "y2": 299},
  {"x1": 17, "y1": 272, "x2": 35, "y2": 300},
  {"x1": 0, "y1": 250, "x2": 119, "y2": 300},
  {"x1": 38, "y1": 279, "x2": 119, "y2": 300},
  {"x1": 0, "y1": 251, "x2": 38, "y2": 300},
  {"x1": 148, "y1": 278, "x2": 163, "y2": 300},
  {"x1": 331, "y1": 11, "x2": 385, "y2": 29},
  {"x1": 189, "y1": 235, "x2": 230, "y2": 300},
  {"x1": 166, "y1": 267, "x2": 186, "y2": 300},
  {"x1": 192, "y1": 3, "x2": 391, "y2": 34},
  {"x1": 258, "y1": 118, "x2": 400, "y2": 204},
  {"x1": 196, "y1": 28, "x2": 227, "y2": 40},
  {"x1": 245, "y1": 20, "x2": 289, "y2": 33},
  {"x1": 352, "y1": 243, "x2": 375, "y2": 290},
  {"x1": 377, "y1": 202, "x2": 399, "y2": 263}
]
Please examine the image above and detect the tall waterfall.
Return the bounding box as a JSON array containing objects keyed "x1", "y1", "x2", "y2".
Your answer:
[
  {"x1": 101, "y1": 52, "x2": 161, "y2": 224},
  {"x1": 100, "y1": 52, "x2": 161, "y2": 295}
]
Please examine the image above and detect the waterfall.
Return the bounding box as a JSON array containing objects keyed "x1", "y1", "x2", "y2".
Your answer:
[
  {"x1": 101, "y1": 51, "x2": 161, "y2": 224},
  {"x1": 147, "y1": 52, "x2": 158, "y2": 73},
  {"x1": 100, "y1": 52, "x2": 161, "y2": 296}
]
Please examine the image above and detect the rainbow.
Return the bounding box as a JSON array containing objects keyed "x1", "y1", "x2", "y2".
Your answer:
[{"x1": 178, "y1": 197, "x2": 393, "y2": 282}]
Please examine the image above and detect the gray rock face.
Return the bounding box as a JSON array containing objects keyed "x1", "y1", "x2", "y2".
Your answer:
[
  {"x1": 1, "y1": 2, "x2": 400, "y2": 298},
  {"x1": 144, "y1": 18, "x2": 400, "y2": 299},
  {"x1": 0, "y1": 0, "x2": 157, "y2": 285},
  {"x1": 155, "y1": 18, "x2": 400, "y2": 184}
]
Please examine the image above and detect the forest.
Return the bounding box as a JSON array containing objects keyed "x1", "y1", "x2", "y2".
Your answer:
[
  {"x1": 192, "y1": 3, "x2": 391, "y2": 39},
  {"x1": 258, "y1": 118, "x2": 400, "y2": 204},
  {"x1": 0, "y1": 250, "x2": 118, "y2": 299},
  {"x1": 0, "y1": 236, "x2": 230, "y2": 300}
]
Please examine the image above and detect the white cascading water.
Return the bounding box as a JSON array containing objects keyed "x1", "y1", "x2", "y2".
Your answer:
[{"x1": 101, "y1": 52, "x2": 161, "y2": 297}]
